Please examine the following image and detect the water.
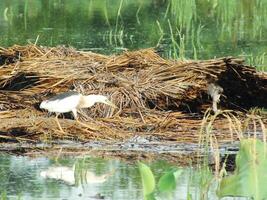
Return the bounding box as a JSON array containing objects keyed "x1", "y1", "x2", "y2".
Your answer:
[
  {"x1": 0, "y1": 154, "x2": 139, "y2": 199},
  {"x1": 0, "y1": 154, "x2": 248, "y2": 200},
  {"x1": 0, "y1": 155, "x2": 187, "y2": 200},
  {"x1": 0, "y1": 0, "x2": 266, "y2": 70}
]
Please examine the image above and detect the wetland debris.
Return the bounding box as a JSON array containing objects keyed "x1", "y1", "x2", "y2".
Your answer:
[
  {"x1": 0, "y1": 45, "x2": 266, "y2": 148},
  {"x1": 207, "y1": 83, "x2": 223, "y2": 113}
]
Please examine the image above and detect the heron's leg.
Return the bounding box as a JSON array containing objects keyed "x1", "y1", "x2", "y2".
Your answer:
[
  {"x1": 55, "y1": 113, "x2": 64, "y2": 133},
  {"x1": 71, "y1": 109, "x2": 78, "y2": 120}
]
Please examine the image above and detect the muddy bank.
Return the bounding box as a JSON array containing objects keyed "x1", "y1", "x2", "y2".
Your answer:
[
  {"x1": 0, "y1": 45, "x2": 266, "y2": 154},
  {"x1": 0, "y1": 138, "x2": 239, "y2": 167}
]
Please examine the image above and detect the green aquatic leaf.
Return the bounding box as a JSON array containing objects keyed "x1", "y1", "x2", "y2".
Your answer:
[
  {"x1": 158, "y1": 169, "x2": 182, "y2": 193},
  {"x1": 138, "y1": 162, "x2": 156, "y2": 200},
  {"x1": 217, "y1": 139, "x2": 267, "y2": 200}
]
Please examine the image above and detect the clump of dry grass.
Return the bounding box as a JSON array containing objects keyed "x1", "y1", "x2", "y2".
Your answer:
[{"x1": 0, "y1": 45, "x2": 266, "y2": 144}]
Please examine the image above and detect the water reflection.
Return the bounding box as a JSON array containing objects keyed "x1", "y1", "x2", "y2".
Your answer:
[
  {"x1": 0, "y1": 154, "x2": 248, "y2": 200},
  {"x1": 40, "y1": 165, "x2": 113, "y2": 185},
  {"x1": 0, "y1": 154, "x2": 142, "y2": 200},
  {"x1": 0, "y1": 0, "x2": 266, "y2": 69}
]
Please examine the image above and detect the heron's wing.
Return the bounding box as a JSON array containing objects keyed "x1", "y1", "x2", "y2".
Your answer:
[
  {"x1": 48, "y1": 91, "x2": 80, "y2": 101},
  {"x1": 44, "y1": 93, "x2": 81, "y2": 113}
]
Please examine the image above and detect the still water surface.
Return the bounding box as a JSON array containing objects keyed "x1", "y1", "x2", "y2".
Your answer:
[
  {"x1": 0, "y1": 154, "x2": 248, "y2": 200},
  {"x1": 0, "y1": 0, "x2": 266, "y2": 70},
  {"x1": 0, "y1": 154, "x2": 191, "y2": 200}
]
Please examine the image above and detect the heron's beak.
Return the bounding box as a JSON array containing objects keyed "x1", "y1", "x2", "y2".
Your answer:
[{"x1": 105, "y1": 100, "x2": 117, "y2": 108}]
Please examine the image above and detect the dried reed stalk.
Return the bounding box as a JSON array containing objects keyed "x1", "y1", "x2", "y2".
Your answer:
[{"x1": 0, "y1": 45, "x2": 266, "y2": 144}]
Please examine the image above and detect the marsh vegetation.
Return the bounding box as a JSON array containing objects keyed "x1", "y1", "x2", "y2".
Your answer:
[{"x1": 0, "y1": 0, "x2": 266, "y2": 70}]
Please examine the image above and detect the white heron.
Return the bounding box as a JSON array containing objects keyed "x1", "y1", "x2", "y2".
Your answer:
[{"x1": 40, "y1": 91, "x2": 116, "y2": 132}]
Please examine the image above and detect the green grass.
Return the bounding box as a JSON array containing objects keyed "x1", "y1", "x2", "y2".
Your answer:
[
  {"x1": 0, "y1": 0, "x2": 267, "y2": 65},
  {"x1": 1, "y1": 0, "x2": 267, "y2": 70}
]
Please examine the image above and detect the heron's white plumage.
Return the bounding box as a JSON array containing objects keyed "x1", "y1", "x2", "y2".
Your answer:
[
  {"x1": 78, "y1": 95, "x2": 109, "y2": 108},
  {"x1": 40, "y1": 91, "x2": 116, "y2": 119},
  {"x1": 40, "y1": 94, "x2": 81, "y2": 113}
]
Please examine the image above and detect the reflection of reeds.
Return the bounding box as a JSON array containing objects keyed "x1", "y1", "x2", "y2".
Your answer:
[
  {"x1": 114, "y1": 0, "x2": 124, "y2": 45},
  {"x1": 23, "y1": 0, "x2": 28, "y2": 30},
  {"x1": 215, "y1": 0, "x2": 267, "y2": 41},
  {"x1": 167, "y1": 19, "x2": 180, "y2": 59},
  {"x1": 0, "y1": 191, "x2": 7, "y2": 200},
  {"x1": 103, "y1": 28, "x2": 124, "y2": 47},
  {"x1": 156, "y1": 20, "x2": 164, "y2": 46},
  {"x1": 1, "y1": 0, "x2": 267, "y2": 65},
  {"x1": 242, "y1": 52, "x2": 266, "y2": 71},
  {"x1": 167, "y1": 0, "x2": 196, "y2": 34}
]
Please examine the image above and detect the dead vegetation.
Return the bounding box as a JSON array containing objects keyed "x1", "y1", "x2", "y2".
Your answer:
[{"x1": 0, "y1": 45, "x2": 266, "y2": 146}]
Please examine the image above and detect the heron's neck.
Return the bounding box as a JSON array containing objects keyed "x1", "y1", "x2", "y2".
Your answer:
[{"x1": 78, "y1": 95, "x2": 102, "y2": 108}]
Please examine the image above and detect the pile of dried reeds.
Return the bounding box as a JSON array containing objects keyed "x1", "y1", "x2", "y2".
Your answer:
[{"x1": 0, "y1": 45, "x2": 266, "y2": 144}]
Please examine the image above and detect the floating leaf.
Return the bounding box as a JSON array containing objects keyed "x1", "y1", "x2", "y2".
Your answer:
[
  {"x1": 217, "y1": 139, "x2": 267, "y2": 199},
  {"x1": 138, "y1": 162, "x2": 156, "y2": 200},
  {"x1": 158, "y1": 169, "x2": 182, "y2": 193}
]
